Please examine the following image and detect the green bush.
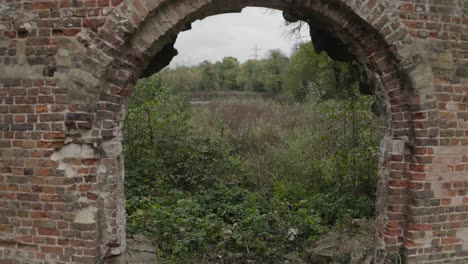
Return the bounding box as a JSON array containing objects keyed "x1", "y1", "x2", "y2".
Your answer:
[
  {"x1": 124, "y1": 77, "x2": 241, "y2": 195},
  {"x1": 126, "y1": 183, "x2": 325, "y2": 263}
]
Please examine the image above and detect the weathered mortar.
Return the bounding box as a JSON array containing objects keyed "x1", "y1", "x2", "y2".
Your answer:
[{"x1": 0, "y1": 0, "x2": 466, "y2": 263}]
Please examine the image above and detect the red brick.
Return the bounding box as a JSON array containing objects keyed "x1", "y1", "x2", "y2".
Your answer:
[
  {"x1": 43, "y1": 132, "x2": 66, "y2": 140},
  {"x1": 40, "y1": 246, "x2": 63, "y2": 254},
  {"x1": 441, "y1": 238, "x2": 461, "y2": 245},
  {"x1": 31, "y1": 211, "x2": 48, "y2": 220},
  {"x1": 38, "y1": 228, "x2": 60, "y2": 236},
  {"x1": 407, "y1": 224, "x2": 432, "y2": 231},
  {"x1": 35, "y1": 168, "x2": 54, "y2": 176},
  {"x1": 83, "y1": 18, "x2": 106, "y2": 28},
  {"x1": 17, "y1": 193, "x2": 39, "y2": 201},
  {"x1": 36, "y1": 141, "x2": 65, "y2": 149},
  {"x1": 24, "y1": 1, "x2": 58, "y2": 10}
]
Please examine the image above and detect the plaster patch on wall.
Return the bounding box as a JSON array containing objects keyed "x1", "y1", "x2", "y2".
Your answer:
[
  {"x1": 0, "y1": 32, "x2": 9, "y2": 48},
  {"x1": 51, "y1": 144, "x2": 96, "y2": 178},
  {"x1": 102, "y1": 140, "x2": 123, "y2": 158},
  {"x1": 75, "y1": 207, "x2": 98, "y2": 224},
  {"x1": 0, "y1": 64, "x2": 44, "y2": 79},
  {"x1": 0, "y1": 5, "x2": 16, "y2": 20},
  {"x1": 408, "y1": 63, "x2": 434, "y2": 95},
  {"x1": 382, "y1": 137, "x2": 406, "y2": 154},
  {"x1": 460, "y1": 228, "x2": 468, "y2": 250},
  {"x1": 51, "y1": 143, "x2": 95, "y2": 160},
  {"x1": 56, "y1": 48, "x2": 72, "y2": 66}
]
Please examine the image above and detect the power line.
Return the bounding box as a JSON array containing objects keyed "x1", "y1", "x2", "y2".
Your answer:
[{"x1": 250, "y1": 45, "x2": 263, "y2": 60}]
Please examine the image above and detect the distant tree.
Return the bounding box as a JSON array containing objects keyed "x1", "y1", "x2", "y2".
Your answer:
[
  {"x1": 199, "y1": 60, "x2": 219, "y2": 91},
  {"x1": 263, "y1": 49, "x2": 289, "y2": 94},
  {"x1": 159, "y1": 66, "x2": 198, "y2": 93},
  {"x1": 283, "y1": 42, "x2": 334, "y2": 101},
  {"x1": 215, "y1": 57, "x2": 240, "y2": 90},
  {"x1": 237, "y1": 59, "x2": 266, "y2": 92}
]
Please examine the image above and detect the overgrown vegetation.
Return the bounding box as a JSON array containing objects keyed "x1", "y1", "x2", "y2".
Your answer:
[{"x1": 124, "y1": 43, "x2": 381, "y2": 263}]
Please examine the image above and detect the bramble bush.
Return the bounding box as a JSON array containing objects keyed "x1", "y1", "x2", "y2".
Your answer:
[
  {"x1": 124, "y1": 77, "x2": 241, "y2": 195},
  {"x1": 124, "y1": 75, "x2": 380, "y2": 263}
]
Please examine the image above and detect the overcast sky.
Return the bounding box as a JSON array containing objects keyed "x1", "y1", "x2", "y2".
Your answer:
[{"x1": 169, "y1": 7, "x2": 311, "y2": 67}]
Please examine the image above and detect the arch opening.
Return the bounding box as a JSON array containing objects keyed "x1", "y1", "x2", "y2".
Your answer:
[
  {"x1": 79, "y1": 0, "x2": 423, "y2": 262},
  {"x1": 3, "y1": 0, "x2": 467, "y2": 263},
  {"x1": 120, "y1": 7, "x2": 388, "y2": 262}
]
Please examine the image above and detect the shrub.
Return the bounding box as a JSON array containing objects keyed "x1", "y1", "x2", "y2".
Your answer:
[
  {"x1": 124, "y1": 76, "x2": 242, "y2": 195},
  {"x1": 126, "y1": 183, "x2": 325, "y2": 263}
]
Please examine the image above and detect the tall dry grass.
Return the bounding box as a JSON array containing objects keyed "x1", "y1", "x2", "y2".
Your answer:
[{"x1": 190, "y1": 97, "x2": 381, "y2": 198}]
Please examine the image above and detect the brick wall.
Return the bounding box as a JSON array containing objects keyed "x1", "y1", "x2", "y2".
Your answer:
[{"x1": 0, "y1": 0, "x2": 466, "y2": 263}]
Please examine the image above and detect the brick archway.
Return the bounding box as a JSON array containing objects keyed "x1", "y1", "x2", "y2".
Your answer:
[{"x1": 0, "y1": 0, "x2": 466, "y2": 263}]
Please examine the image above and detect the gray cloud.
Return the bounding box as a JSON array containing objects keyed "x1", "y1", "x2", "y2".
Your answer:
[{"x1": 170, "y1": 7, "x2": 310, "y2": 67}]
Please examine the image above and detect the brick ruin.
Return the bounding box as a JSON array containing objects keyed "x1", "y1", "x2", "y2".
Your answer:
[{"x1": 0, "y1": 0, "x2": 466, "y2": 263}]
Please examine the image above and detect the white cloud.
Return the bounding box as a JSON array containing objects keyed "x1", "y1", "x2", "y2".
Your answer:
[{"x1": 169, "y1": 7, "x2": 310, "y2": 67}]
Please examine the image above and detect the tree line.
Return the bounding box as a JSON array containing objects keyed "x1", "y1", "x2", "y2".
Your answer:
[{"x1": 159, "y1": 42, "x2": 355, "y2": 101}]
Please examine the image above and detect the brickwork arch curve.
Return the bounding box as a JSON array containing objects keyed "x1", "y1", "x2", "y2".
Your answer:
[
  {"x1": 76, "y1": 0, "x2": 434, "y2": 262},
  {"x1": 2, "y1": 0, "x2": 466, "y2": 263}
]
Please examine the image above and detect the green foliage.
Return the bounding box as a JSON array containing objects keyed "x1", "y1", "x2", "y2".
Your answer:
[
  {"x1": 159, "y1": 43, "x2": 357, "y2": 102},
  {"x1": 124, "y1": 77, "x2": 239, "y2": 195},
  {"x1": 158, "y1": 66, "x2": 203, "y2": 93},
  {"x1": 159, "y1": 46, "x2": 345, "y2": 97},
  {"x1": 263, "y1": 49, "x2": 290, "y2": 93},
  {"x1": 282, "y1": 43, "x2": 329, "y2": 101},
  {"x1": 125, "y1": 53, "x2": 380, "y2": 262},
  {"x1": 199, "y1": 60, "x2": 220, "y2": 91},
  {"x1": 215, "y1": 57, "x2": 241, "y2": 91},
  {"x1": 237, "y1": 59, "x2": 267, "y2": 92},
  {"x1": 236, "y1": 49, "x2": 290, "y2": 93},
  {"x1": 127, "y1": 183, "x2": 325, "y2": 263}
]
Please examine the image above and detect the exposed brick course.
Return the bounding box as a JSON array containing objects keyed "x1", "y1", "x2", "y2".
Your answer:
[{"x1": 0, "y1": 0, "x2": 466, "y2": 263}]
